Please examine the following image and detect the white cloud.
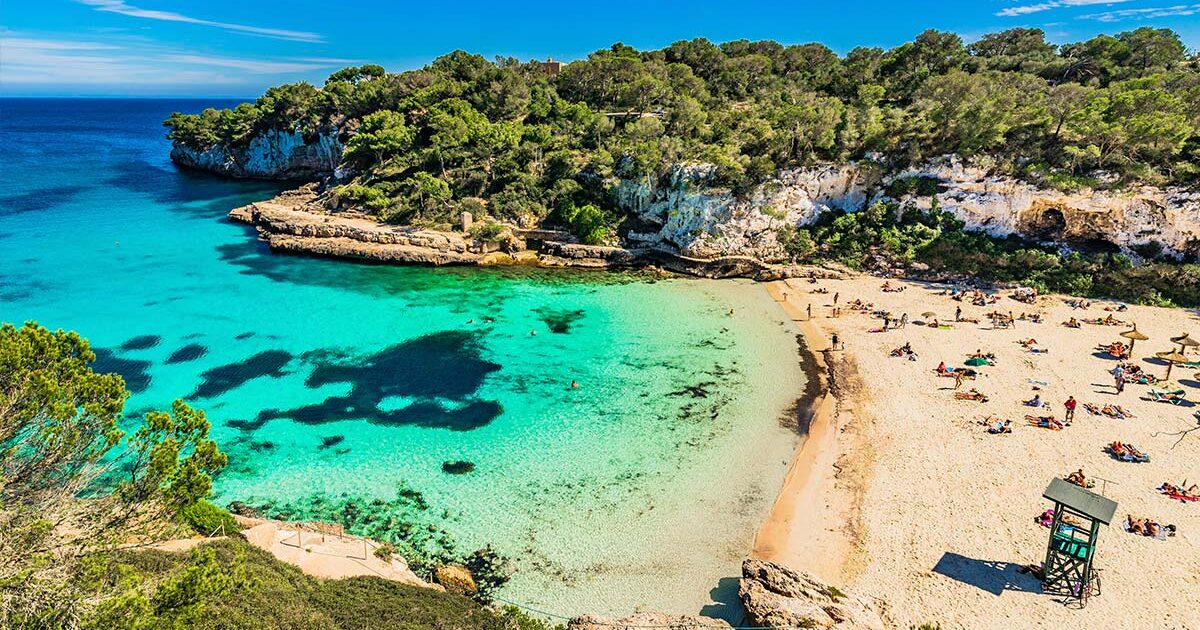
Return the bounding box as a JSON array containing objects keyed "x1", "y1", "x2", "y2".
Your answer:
[
  {"x1": 163, "y1": 54, "x2": 332, "y2": 73},
  {"x1": 997, "y1": 0, "x2": 1134, "y2": 17},
  {"x1": 79, "y1": 0, "x2": 323, "y2": 43},
  {"x1": 0, "y1": 33, "x2": 342, "y2": 88},
  {"x1": 1081, "y1": 3, "x2": 1200, "y2": 21}
]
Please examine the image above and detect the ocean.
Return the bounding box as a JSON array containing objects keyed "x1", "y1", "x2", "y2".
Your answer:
[{"x1": 0, "y1": 97, "x2": 803, "y2": 618}]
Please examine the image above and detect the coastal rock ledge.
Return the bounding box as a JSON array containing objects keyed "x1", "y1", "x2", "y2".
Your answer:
[
  {"x1": 739, "y1": 559, "x2": 884, "y2": 630},
  {"x1": 568, "y1": 560, "x2": 882, "y2": 630},
  {"x1": 228, "y1": 187, "x2": 850, "y2": 281}
]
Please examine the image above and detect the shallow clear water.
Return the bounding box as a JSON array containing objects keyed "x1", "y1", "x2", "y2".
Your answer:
[{"x1": 0, "y1": 98, "x2": 803, "y2": 617}]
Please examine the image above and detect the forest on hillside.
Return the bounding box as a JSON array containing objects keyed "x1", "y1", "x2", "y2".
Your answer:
[{"x1": 166, "y1": 27, "x2": 1199, "y2": 235}]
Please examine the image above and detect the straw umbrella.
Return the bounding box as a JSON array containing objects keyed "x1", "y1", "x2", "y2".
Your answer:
[
  {"x1": 1120, "y1": 328, "x2": 1149, "y2": 354},
  {"x1": 1156, "y1": 350, "x2": 1189, "y2": 381},
  {"x1": 921, "y1": 311, "x2": 937, "y2": 320},
  {"x1": 1171, "y1": 333, "x2": 1200, "y2": 355}
]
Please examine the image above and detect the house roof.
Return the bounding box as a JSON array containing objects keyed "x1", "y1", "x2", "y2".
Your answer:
[{"x1": 1043, "y1": 478, "x2": 1118, "y2": 525}]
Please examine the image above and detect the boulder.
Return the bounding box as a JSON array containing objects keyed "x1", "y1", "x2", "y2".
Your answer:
[
  {"x1": 434, "y1": 564, "x2": 477, "y2": 596},
  {"x1": 568, "y1": 612, "x2": 730, "y2": 630},
  {"x1": 739, "y1": 559, "x2": 884, "y2": 630}
]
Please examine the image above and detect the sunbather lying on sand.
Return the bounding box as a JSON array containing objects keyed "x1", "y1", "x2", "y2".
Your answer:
[
  {"x1": 987, "y1": 419, "x2": 1013, "y2": 434},
  {"x1": 1026, "y1": 415, "x2": 1063, "y2": 430},
  {"x1": 1126, "y1": 515, "x2": 1177, "y2": 538},
  {"x1": 955, "y1": 389, "x2": 988, "y2": 402},
  {"x1": 1101, "y1": 404, "x2": 1133, "y2": 419},
  {"x1": 1107, "y1": 441, "x2": 1149, "y2": 462},
  {"x1": 1159, "y1": 482, "x2": 1199, "y2": 502},
  {"x1": 1063, "y1": 318, "x2": 1081, "y2": 328}
]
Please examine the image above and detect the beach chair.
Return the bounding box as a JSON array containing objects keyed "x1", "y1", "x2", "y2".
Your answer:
[{"x1": 1148, "y1": 389, "x2": 1187, "y2": 405}]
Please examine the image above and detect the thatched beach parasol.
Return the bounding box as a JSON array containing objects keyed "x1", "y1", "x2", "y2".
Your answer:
[
  {"x1": 1170, "y1": 333, "x2": 1200, "y2": 354},
  {"x1": 1156, "y1": 350, "x2": 1190, "y2": 381},
  {"x1": 1120, "y1": 328, "x2": 1149, "y2": 353},
  {"x1": 922, "y1": 311, "x2": 937, "y2": 319}
]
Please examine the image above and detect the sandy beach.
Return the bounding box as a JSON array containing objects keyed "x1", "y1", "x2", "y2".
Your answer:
[{"x1": 756, "y1": 274, "x2": 1200, "y2": 630}]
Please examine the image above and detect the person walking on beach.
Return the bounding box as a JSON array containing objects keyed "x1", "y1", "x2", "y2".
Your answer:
[
  {"x1": 1064, "y1": 396, "x2": 1077, "y2": 422},
  {"x1": 1113, "y1": 364, "x2": 1125, "y2": 394},
  {"x1": 807, "y1": 303, "x2": 812, "y2": 320},
  {"x1": 955, "y1": 306, "x2": 962, "y2": 322},
  {"x1": 954, "y1": 370, "x2": 966, "y2": 390},
  {"x1": 833, "y1": 292, "x2": 839, "y2": 305},
  {"x1": 831, "y1": 333, "x2": 840, "y2": 351},
  {"x1": 900, "y1": 313, "x2": 908, "y2": 328}
]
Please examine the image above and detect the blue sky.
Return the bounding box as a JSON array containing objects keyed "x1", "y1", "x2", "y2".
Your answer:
[{"x1": 2, "y1": 0, "x2": 1199, "y2": 97}]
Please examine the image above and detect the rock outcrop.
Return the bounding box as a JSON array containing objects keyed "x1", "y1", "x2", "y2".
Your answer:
[
  {"x1": 619, "y1": 157, "x2": 1200, "y2": 261},
  {"x1": 739, "y1": 559, "x2": 884, "y2": 630},
  {"x1": 227, "y1": 188, "x2": 843, "y2": 279},
  {"x1": 170, "y1": 129, "x2": 343, "y2": 180},
  {"x1": 568, "y1": 612, "x2": 731, "y2": 630},
  {"x1": 895, "y1": 157, "x2": 1200, "y2": 259},
  {"x1": 619, "y1": 163, "x2": 877, "y2": 262}
]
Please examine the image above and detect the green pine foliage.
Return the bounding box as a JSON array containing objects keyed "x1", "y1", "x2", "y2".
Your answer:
[{"x1": 164, "y1": 28, "x2": 1200, "y2": 243}]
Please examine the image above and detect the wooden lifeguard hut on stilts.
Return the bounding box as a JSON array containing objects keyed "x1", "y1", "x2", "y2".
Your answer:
[{"x1": 1039, "y1": 478, "x2": 1118, "y2": 606}]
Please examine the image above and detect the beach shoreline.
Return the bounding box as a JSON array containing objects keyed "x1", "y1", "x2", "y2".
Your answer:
[
  {"x1": 753, "y1": 274, "x2": 1200, "y2": 629},
  {"x1": 748, "y1": 279, "x2": 873, "y2": 585}
]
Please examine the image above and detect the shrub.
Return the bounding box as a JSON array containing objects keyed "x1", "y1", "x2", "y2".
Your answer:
[
  {"x1": 373, "y1": 542, "x2": 395, "y2": 561},
  {"x1": 470, "y1": 222, "x2": 506, "y2": 242},
  {"x1": 178, "y1": 500, "x2": 239, "y2": 537}
]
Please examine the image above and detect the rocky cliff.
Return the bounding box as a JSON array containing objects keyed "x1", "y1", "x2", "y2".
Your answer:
[
  {"x1": 175, "y1": 125, "x2": 1200, "y2": 263},
  {"x1": 170, "y1": 129, "x2": 343, "y2": 180},
  {"x1": 619, "y1": 163, "x2": 878, "y2": 262},
  {"x1": 896, "y1": 157, "x2": 1200, "y2": 259},
  {"x1": 620, "y1": 157, "x2": 1200, "y2": 261}
]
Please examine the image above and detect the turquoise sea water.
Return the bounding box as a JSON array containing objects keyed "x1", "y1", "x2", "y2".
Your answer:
[{"x1": 0, "y1": 98, "x2": 803, "y2": 617}]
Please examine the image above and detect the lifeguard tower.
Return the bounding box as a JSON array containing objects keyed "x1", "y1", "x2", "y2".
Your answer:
[{"x1": 1040, "y1": 478, "x2": 1118, "y2": 605}]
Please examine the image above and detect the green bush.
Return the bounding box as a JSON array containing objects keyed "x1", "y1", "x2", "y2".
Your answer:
[
  {"x1": 85, "y1": 539, "x2": 512, "y2": 630},
  {"x1": 178, "y1": 500, "x2": 239, "y2": 537},
  {"x1": 470, "y1": 222, "x2": 506, "y2": 242}
]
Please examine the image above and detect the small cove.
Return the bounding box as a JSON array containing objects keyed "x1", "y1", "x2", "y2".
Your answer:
[{"x1": 0, "y1": 97, "x2": 805, "y2": 617}]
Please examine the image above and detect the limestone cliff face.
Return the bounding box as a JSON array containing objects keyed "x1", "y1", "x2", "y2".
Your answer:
[
  {"x1": 620, "y1": 157, "x2": 1200, "y2": 260},
  {"x1": 176, "y1": 123, "x2": 1200, "y2": 260},
  {"x1": 895, "y1": 157, "x2": 1200, "y2": 259},
  {"x1": 618, "y1": 163, "x2": 877, "y2": 262},
  {"x1": 170, "y1": 129, "x2": 343, "y2": 180}
]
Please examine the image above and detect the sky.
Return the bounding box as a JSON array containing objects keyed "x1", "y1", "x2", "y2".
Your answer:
[{"x1": 2, "y1": 0, "x2": 1200, "y2": 97}]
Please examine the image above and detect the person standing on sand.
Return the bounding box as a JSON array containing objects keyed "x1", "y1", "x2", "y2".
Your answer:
[
  {"x1": 955, "y1": 306, "x2": 962, "y2": 322},
  {"x1": 1113, "y1": 364, "x2": 1125, "y2": 393},
  {"x1": 807, "y1": 303, "x2": 812, "y2": 320},
  {"x1": 834, "y1": 292, "x2": 839, "y2": 305},
  {"x1": 1064, "y1": 396, "x2": 1077, "y2": 422},
  {"x1": 831, "y1": 333, "x2": 840, "y2": 351},
  {"x1": 900, "y1": 313, "x2": 908, "y2": 328},
  {"x1": 954, "y1": 370, "x2": 966, "y2": 390}
]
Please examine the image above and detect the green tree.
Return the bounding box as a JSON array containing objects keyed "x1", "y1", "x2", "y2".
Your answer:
[
  {"x1": 0, "y1": 322, "x2": 227, "y2": 626},
  {"x1": 1118, "y1": 27, "x2": 1186, "y2": 77},
  {"x1": 343, "y1": 110, "x2": 415, "y2": 168}
]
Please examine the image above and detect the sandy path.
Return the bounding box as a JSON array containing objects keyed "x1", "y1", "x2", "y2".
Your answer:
[{"x1": 758, "y1": 275, "x2": 1200, "y2": 630}]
